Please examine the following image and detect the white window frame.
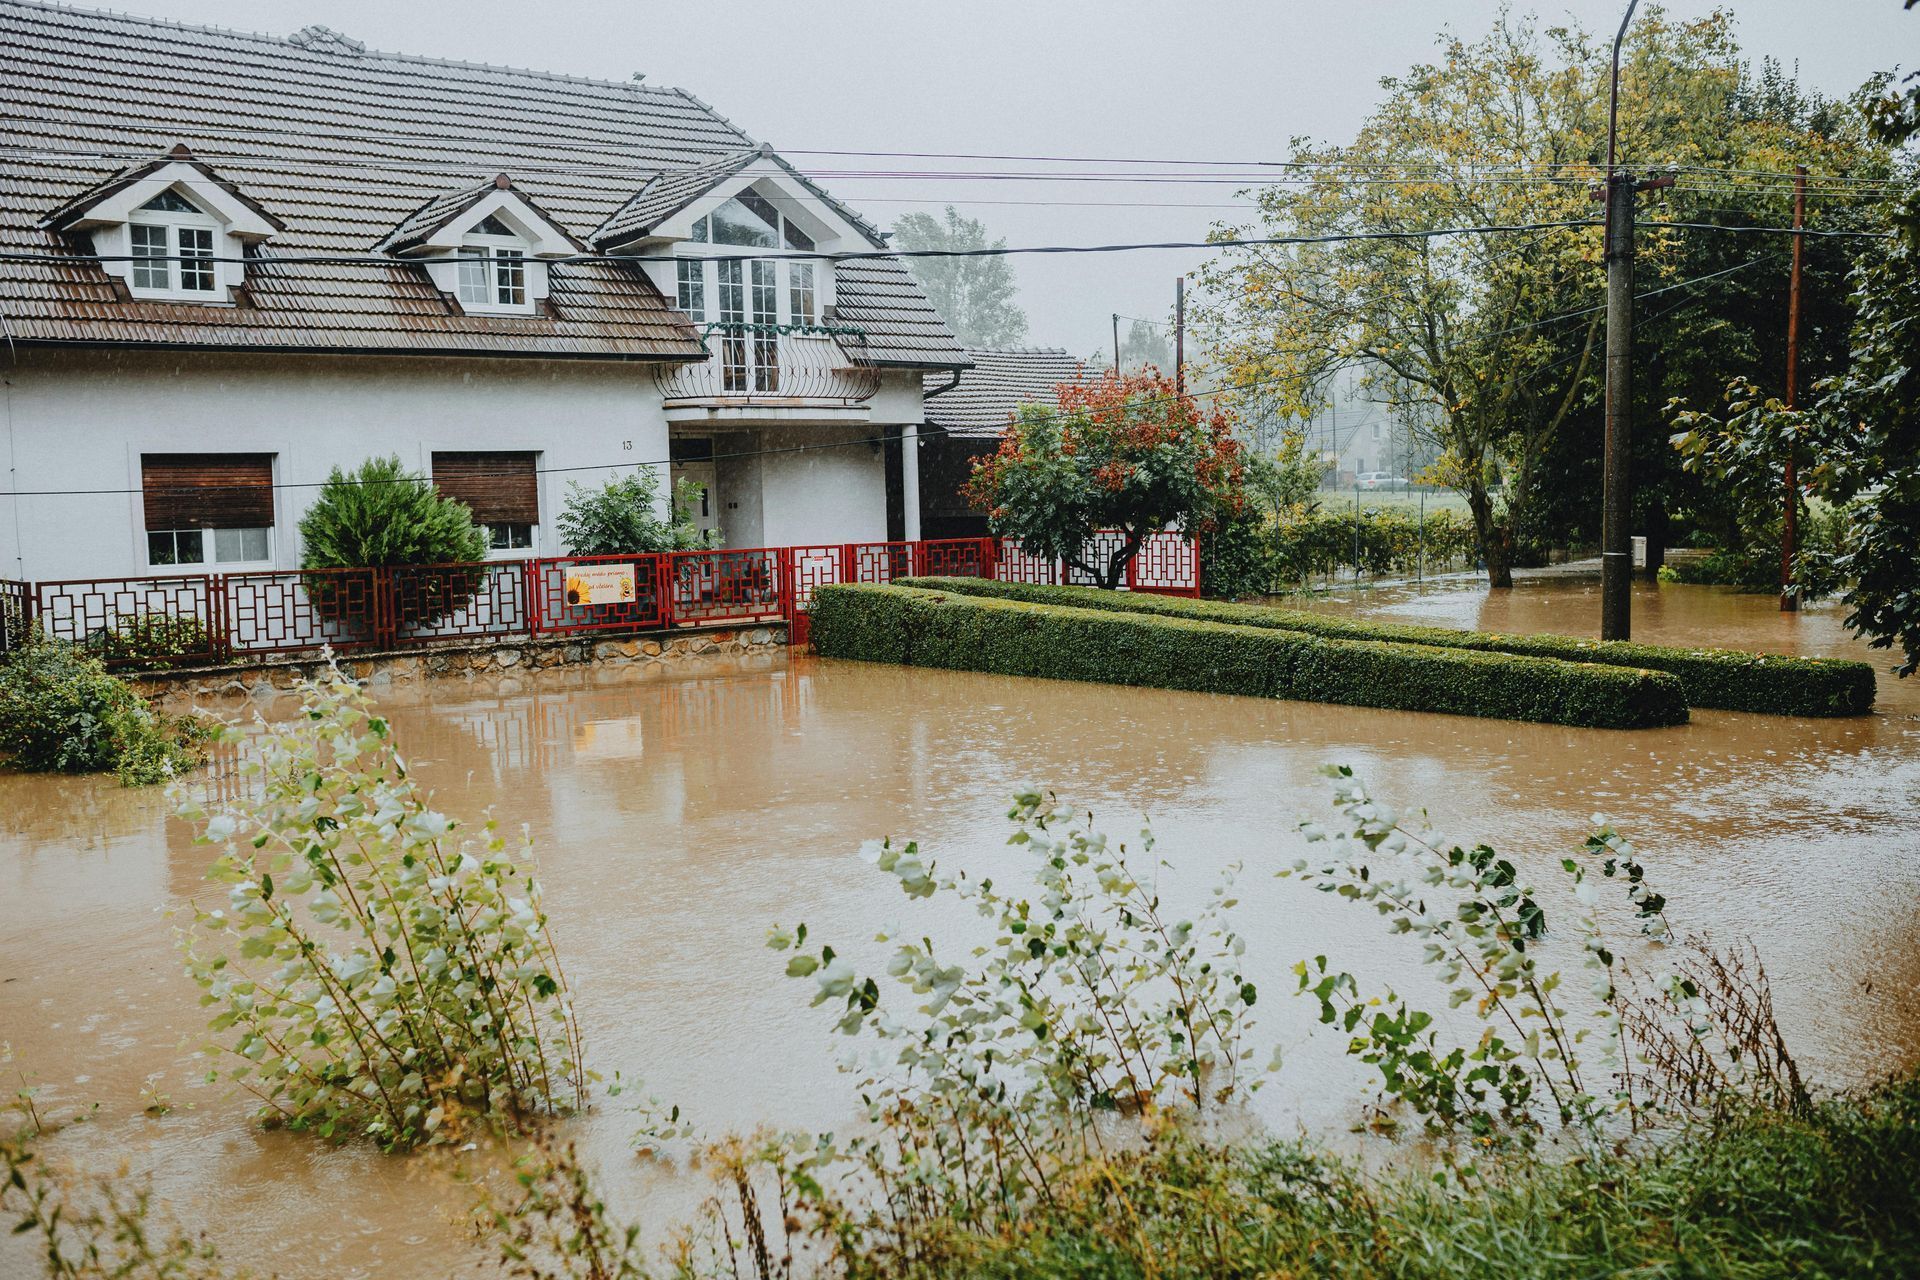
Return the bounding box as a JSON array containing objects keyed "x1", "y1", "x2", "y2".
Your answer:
[
  {"x1": 126, "y1": 199, "x2": 224, "y2": 301},
  {"x1": 455, "y1": 228, "x2": 535, "y2": 315},
  {"x1": 144, "y1": 525, "x2": 275, "y2": 572},
  {"x1": 482, "y1": 521, "x2": 539, "y2": 559}
]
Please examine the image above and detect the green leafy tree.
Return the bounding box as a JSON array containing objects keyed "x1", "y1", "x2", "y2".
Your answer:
[
  {"x1": 965, "y1": 368, "x2": 1244, "y2": 588},
  {"x1": 297, "y1": 455, "x2": 487, "y2": 569},
  {"x1": 555, "y1": 470, "x2": 713, "y2": 556},
  {"x1": 1196, "y1": 12, "x2": 1890, "y2": 588},
  {"x1": 890, "y1": 206, "x2": 1029, "y2": 346}
]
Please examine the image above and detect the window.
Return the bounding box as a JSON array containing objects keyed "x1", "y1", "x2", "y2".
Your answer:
[
  {"x1": 789, "y1": 262, "x2": 816, "y2": 327},
  {"x1": 486, "y1": 523, "x2": 534, "y2": 550},
  {"x1": 710, "y1": 195, "x2": 777, "y2": 247},
  {"x1": 676, "y1": 258, "x2": 705, "y2": 320},
  {"x1": 455, "y1": 217, "x2": 532, "y2": 312},
  {"x1": 431, "y1": 452, "x2": 540, "y2": 553},
  {"x1": 141, "y1": 454, "x2": 275, "y2": 566},
  {"x1": 458, "y1": 245, "x2": 526, "y2": 308},
  {"x1": 126, "y1": 191, "x2": 221, "y2": 297}
]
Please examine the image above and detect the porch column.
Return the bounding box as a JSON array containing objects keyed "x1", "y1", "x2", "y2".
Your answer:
[{"x1": 901, "y1": 422, "x2": 923, "y2": 542}]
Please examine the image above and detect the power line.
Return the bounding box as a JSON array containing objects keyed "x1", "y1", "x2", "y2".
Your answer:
[
  {"x1": 0, "y1": 250, "x2": 1804, "y2": 504},
  {"x1": 0, "y1": 220, "x2": 1613, "y2": 270}
]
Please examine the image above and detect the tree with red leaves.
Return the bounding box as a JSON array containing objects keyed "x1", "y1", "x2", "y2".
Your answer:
[{"x1": 965, "y1": 368, "x2": 1244, "y2": 589}]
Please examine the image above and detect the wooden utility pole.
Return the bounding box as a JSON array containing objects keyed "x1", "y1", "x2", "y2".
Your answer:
[
  {"x1": 1174, "y1": 276, "x2": 1186, "y2": 397},
  {"x1": 1112, "y1": 312, "x2": 1121, "y2": 374},
  {"x1": 1601, "y1": 171, "x2": 1636, "y2": 641},
  {"x1": 1781, "y1": 164, "x2": 1807, "y2": 613},
  {"x1": 1598, "y1": 0, "x2": 1641, "y2": 640}
]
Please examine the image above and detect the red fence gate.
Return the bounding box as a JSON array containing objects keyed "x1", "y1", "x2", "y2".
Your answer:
[{"x1": 0, "y1": 532, "x2": 1198, "y2": 668}]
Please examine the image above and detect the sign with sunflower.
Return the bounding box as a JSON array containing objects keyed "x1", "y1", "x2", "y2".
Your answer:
[{"x1": 564, "y1": 564, "x2": 637, "y2": 606}]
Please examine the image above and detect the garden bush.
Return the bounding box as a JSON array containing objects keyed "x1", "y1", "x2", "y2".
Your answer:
[
  {"x1": 812, "y1": 584, "x2": 1687, "y2": 728},
  {"x1": 901, "y1": 576, "x2": 1877, "y2": 716},
  {"x1": 555, "y1": 471, "x2": 715, "y2": 556},
  {"x1": 0, "y1": 637, "x2": 204, "y2": 784},
  {"x1": 175, "y1": 661, "x2": 587, "y2": 1150},
  {"x1": 298, "y1": 455, "x2": 489, "y2": 571},
  {"x1": 82, "y1": 610, "x2": 219, "y2": 669}
]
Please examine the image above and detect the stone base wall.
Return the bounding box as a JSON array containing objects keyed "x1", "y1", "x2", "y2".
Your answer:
[{"x1": 129, "y1": 623, "x2": 787, "y2": 705}]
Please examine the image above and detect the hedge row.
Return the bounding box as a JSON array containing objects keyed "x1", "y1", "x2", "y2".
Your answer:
[
  {"x1": 898, "y1": 577, "x2": 1876, "y2": 718},
  {"x1": 811, "y1": 584, "x2": 1689, "y2": 730}
]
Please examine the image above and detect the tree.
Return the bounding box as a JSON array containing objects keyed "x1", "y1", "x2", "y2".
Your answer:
[
  {"x1": 965, "y1": 369, "x2": 1244, "y2": 588},
  {"x1": 1195, "y1": 11, "x2": 1883, "y2": 588},
  {"x1": 890, "y1": 207, "x2": 1029, "y2": 346},
  {"x1": 298, "y1": 455, "x2": 487, "y2": 569},
  {"x1": 555, "y1": 470, "x2": 713, "y2": 556},
  {"x1": 1118, "y1": 318, "x2": 1172, "y2": 373}
]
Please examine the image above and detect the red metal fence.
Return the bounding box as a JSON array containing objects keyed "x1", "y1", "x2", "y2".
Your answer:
[{"x1": 0, "y1": 531, "x2": 1198, "y2": 668}]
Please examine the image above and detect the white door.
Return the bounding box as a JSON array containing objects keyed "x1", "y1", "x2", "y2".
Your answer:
[{"x1": 671, "y1": 459, "x2": 720, "y2": 540}]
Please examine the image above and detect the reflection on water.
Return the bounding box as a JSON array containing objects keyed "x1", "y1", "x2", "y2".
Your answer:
[{"x1": 2, "y1": 576, "x2": 1917, "y2": 1278}]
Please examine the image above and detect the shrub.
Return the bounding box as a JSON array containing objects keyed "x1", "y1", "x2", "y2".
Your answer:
[
  {"x1": 83, "y1": 611, "x2": 219, "y2": 669},
  {"x1": 297, "y1": 454, "x2": 488, "y2": 570},
  {"x1": 0, "y1": 638, "x2": 204, "y2": 785},
  {"x1": 811, "y1": 584, "x2": 1687, "y2": 729},
  {"x1": 901, "y1": 576, "x2": 1877, "y2": 717},
  {"x1": 555, "y1": 470, "x2": 715, "y2": 556},
  {"x1": 175, "y1": 660, "x2": 586, "y2": 1150}
]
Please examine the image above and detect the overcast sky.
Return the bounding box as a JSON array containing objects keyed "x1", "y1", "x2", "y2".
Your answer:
[{"x1": 120, "y1": 0, "x2": 1914, "y2": 357}]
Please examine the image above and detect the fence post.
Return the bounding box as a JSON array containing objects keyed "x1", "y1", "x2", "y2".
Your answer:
[
  {"x1": 659, "y1": 553, "x2": 677, "y2": 630},
  {"x1": 524, "y1": 558, "x2": 542, "y2": 639},
  {"x1": 838, "y1": 542, "x2": 855, "y2": 586},
  {"x1": 374, "y1": 567, "x2": 396, "y2": 650},
  {"x1": 208, "y1": 572, "x2": 231, "y2": 662},
  {"x1": 980, "y1": 536, "x2": 997, "y2": 580}
]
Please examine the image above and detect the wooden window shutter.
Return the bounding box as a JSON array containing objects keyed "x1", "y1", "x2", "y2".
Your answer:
[
  {"x1": 431, "y1": 452, "x2": 539, "y2": 524},
  {"x1": 141, "y1": 454, "x2": 275, "y2": 529}
]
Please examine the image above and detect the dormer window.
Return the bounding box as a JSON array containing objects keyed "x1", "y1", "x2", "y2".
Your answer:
[
  {"x1": 457, "y1": 215, "x2": 529, "y2": 311},
  {"x1": 39, "y1": 150, "x2": 282, "y2": 305},
  {"x1": 129, "y1": 191, "x2": 220, "y2": 296},
  {"x1": 379, "y1": 176, "x2": 578, "y2": 317}
]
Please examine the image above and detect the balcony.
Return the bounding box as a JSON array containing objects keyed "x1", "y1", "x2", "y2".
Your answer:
[{"x1": 654, "y1": 322, "x2": 881, "y2": 420}]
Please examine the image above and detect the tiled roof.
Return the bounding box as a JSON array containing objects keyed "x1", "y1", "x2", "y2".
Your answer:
[
  {"x1": 591, "y1": 149, "x2": 760, "y2": 249},
  {"x1": 0, "y1": 0, "x2": 962, "y2": 364},
  {"x1": 924, "y1": 346, "x2": 1084, "y2": 435}
]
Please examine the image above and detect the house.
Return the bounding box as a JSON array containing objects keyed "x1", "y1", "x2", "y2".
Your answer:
[
  {"x1": 0, "y1": 1, "x2": 967, "y2": 583},
  {"x1": 913, "y1": 347, "x2": 1083, "y2": 539}
]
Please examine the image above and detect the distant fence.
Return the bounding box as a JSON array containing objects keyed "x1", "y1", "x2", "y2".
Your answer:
[{"x1": 0, "y1": 531, "x2": 1199, "y2": 667}]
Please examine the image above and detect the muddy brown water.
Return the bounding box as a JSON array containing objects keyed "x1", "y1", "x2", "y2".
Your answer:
[{"x1": 3, "y1": 576, "x2": 1917, "y2": 1278}]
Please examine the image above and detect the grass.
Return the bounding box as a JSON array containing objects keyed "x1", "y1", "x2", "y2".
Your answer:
[{"x1": 892, "y1": 1075, "x2": 1920, "y2": 1280}]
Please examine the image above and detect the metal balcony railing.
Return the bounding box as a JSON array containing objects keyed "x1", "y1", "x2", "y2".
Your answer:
[{"x1": 654, "y1": 322, "x2": 881, "y2": 405}]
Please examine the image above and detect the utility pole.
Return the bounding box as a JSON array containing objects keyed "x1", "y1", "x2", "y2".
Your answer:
[
  {"x1": 1599, "y1": 0, "x2": 1641, "y2": 641},
  {"x1": 1781, "y1": 164, "x2": 1807, "y2": 613},
  {"x1": 1174, "y1": 276, "x2": 1186, "y2": 398},
  {"x1": 1601, "y1": 171, "x2": 1636, "y2": 641},
  {"x1": 1112, "y1": 312, "x2": 1121, "y2": 375}
]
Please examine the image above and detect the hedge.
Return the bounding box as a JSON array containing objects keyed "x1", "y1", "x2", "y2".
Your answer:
[
  {"x1": 898, "y1": 577, "x2": 1876, "y2": 718},
  {"x1": 812, "y1": 584, "x2": 1689, "y2": 730}
]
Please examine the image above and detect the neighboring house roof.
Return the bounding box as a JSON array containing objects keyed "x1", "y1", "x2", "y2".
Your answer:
[
  {"x1": 924, "y1": 347, "x2": 1084, "y2": 437},
  {"x1": 0, "y1": 0, "x2": 964, "y2": 365}
]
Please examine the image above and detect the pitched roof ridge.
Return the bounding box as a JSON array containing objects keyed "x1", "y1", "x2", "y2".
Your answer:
[
  {"x1": 967, "y1": 345, "x2": 1073, "y2": 356},
  {"x1": 0, "y1": 0, "x2": 707, "y2": 100}
]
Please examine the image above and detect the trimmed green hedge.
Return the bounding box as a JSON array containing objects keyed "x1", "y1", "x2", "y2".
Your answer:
[
  {"x1": 812, "y1": 584, "x2": 1689, "y2": 729},
  {"x1": 898, "y1": 577, "x2": 1876, "y2": 717}
]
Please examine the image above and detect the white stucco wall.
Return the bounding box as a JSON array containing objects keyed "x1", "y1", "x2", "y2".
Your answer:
[
  {"x1": 754, "y1": 424, "x2": 889, "y2": 547},
  {"x1": 0, "y1": 349, "x2": 931, "y2": 583},
  {"x1": 0, "y1": 348, "x2": 670, "y2": 582}
]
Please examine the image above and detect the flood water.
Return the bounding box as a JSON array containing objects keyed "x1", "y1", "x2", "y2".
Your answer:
[{"x1": 3, "y1": 575, "x2": 1917, "y2": 1278}]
